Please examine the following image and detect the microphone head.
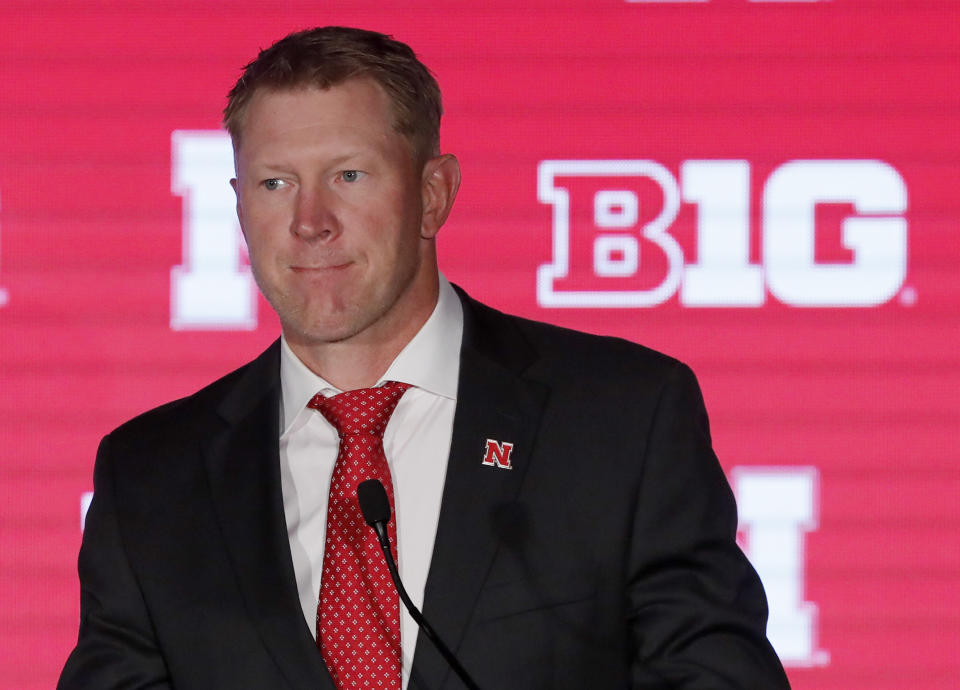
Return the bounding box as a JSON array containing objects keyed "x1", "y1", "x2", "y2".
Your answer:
[{"x1": 357, "y1": 479, "x2": 391, "y2": 527}]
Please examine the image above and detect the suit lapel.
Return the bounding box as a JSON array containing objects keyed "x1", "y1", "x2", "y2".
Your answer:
[
  {"x1": 202, "y1": 342, "x2": 333, "y2": 690},
  {"x1": 410, "y1": 291, "x2": 549, "y2": 689}
]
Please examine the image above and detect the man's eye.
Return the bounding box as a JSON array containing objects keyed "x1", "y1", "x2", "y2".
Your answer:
[
  {"x1": 263, "y1": 178, "x2": 284, "y2": 190},
  {"x1": 341, "y1": 170, "x2": 364, "y2": 183}
]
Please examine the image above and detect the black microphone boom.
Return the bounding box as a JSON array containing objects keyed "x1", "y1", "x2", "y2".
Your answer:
[{"x1": 357, "y1": 479, "x2": 481, "y2": 690}]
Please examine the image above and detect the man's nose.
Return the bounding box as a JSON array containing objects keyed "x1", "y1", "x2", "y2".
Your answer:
[{"x1": 292, "y1": 188, "x2": 341, "y2": 241}]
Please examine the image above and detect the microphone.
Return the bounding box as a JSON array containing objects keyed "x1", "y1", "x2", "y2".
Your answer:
[{"x1": 357, "y1": 479, "x2": 481, "y2": 690}]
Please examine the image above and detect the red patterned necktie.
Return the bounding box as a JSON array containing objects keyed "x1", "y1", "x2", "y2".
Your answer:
[{"x1": 308, "y1": 381, "x2": 411, "y2": 690}]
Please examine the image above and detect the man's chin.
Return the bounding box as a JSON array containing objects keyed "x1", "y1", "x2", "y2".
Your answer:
[
  {"x1": 285, "y1": 322, "x2": 358, "y2": 347},
  {"x1": 280, "y1": 308, "x2": 376, "y2": 347}
]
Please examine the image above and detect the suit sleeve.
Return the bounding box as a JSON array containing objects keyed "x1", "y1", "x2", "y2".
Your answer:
[
  {"x1": 58, "y1": 435, "x2": 173, "y2": 690},
  {"x1": 626, "y1": 362, "x2": 791, "y2": 689}
]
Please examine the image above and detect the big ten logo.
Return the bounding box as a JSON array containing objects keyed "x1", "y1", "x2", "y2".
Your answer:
[
  {"x1": 169, "y1": 131, "x2": 256, "y2": 330},
  {"x1": 733, "y1": 466, "x2": 827, "y2": 668},
  {"x1": 537, "y1": 160, "x2": 908, "y2": 308}
]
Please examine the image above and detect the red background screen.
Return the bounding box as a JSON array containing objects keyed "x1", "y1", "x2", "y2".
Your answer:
[{"x1": 1, "y1": 1, "x2": 958, "y2": 687}]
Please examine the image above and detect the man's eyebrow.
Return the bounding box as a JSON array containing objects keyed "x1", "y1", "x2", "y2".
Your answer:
[
  {"x1": 326, "y1": 151, "x2": 369, "y2": 167},
  {"x1": 248, "y1": 150, "x2": 370, "y2": 171}
]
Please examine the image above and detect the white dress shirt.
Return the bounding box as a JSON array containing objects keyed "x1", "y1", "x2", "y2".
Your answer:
[{"x1": 278, "y1": 275, "x2": 463, "y2": 690}]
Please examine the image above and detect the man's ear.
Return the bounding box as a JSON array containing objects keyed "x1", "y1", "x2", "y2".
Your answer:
[
  {"x1": 230, "y1": 177, "x2": 245, "y2": 233},
  {"x1": 420, "y1": 154, "x2": 461, "y2": 239}
]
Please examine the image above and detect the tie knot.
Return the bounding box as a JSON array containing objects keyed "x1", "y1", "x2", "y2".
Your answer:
[{"x1": 308, "y1": 381, "x2": 411, "y2": 439}]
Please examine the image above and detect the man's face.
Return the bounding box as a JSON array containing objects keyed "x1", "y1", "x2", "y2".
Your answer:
[{"x1": 232, "y1": 79, "x2": 441, "y2": 354}]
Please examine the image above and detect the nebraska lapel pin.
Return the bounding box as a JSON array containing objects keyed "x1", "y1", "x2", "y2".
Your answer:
[{"x1": 482, "y1": 439, "x2": 514, "y2": 470}]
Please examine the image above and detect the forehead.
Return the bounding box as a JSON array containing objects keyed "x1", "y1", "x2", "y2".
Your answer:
[{"x1": 236, "y1": 79, "x2": 399, "y2": 150}]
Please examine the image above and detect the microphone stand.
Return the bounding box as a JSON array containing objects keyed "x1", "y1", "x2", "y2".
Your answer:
[{"x1": 358, "y1": 480, "x2": 481, "y2": 690}]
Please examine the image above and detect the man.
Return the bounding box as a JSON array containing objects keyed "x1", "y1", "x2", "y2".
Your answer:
[{"x1": 60, "y1": 27, "x2": 790, "y2": 689}]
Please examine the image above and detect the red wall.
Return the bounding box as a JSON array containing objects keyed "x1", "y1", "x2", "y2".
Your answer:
[{"x1": 0, "y1": 2, "x2": 957, "y2": 687}]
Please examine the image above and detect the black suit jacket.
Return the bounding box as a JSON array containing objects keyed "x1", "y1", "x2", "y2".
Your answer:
[{"x1": 59, "y1": 289, "x2": 790, "y2": 689}]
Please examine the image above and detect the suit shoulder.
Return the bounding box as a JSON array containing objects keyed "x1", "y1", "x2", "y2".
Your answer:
[
  {"x1": 520, "y1": 314, "x2": 679, "y2": 366},
  {"x1": 105, "y1": 341, "x2": 279, "y2": 450},
  {"x1": 466, "y1": 295, "x2": 689, "y2": 381}
]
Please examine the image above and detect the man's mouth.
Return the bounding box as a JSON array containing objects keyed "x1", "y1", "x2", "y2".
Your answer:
[{"x1": 290, "y1": 261, "x2": 352, "y2": 272}]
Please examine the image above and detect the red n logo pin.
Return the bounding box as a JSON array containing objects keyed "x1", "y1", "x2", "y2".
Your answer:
[{"x1": 482, "y1": 439, "x2": 514, "y2": 470}]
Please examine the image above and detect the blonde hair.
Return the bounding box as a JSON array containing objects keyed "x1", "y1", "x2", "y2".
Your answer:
[{"x1": 224, "y1": 26, "x2": 442, "y2": 166}]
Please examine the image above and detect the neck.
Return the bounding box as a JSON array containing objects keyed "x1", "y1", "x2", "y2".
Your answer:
[
  {"x1": 286, "y1": 271, "x2": 440, "y2": 391},
  {"x1": 291, "y1": 336, "x2": 413, "y2": 391}
]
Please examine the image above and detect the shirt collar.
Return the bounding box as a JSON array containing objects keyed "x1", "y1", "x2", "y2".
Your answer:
[{"x1": 279, "y1": 274, "x2": 463, "y2": 436}]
